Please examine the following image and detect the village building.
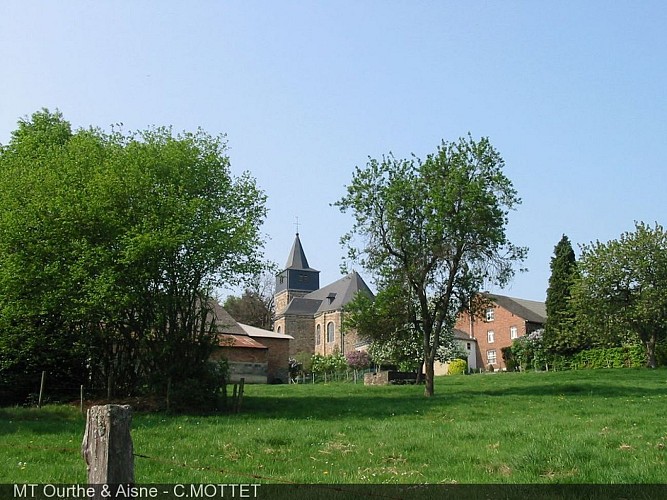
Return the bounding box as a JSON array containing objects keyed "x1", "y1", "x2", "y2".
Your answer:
[
  {"x1": 454, "y1": 293, "x2": 546, "y2": 371},
  {"x1": 209, "y1": 302, "x2": 293, "y2": 383},
  {"x1": 273, "y1": 233, "x2": 374, "y2": 357}
]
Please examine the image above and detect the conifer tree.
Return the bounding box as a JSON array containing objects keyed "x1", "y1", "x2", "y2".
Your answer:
[{"x1": 544, "y1": 235, "x2": 577, "y2": 354}]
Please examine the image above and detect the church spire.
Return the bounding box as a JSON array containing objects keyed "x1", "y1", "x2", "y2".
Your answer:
[
  {"x1": 275, "y1": 232, "x2": 320, "y2": 295},
  {"x1": 285, "y1": 232, "x2": 316, "y2": 271}
]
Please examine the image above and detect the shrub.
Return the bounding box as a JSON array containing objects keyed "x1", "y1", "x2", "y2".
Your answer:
[
  {"x1": 346, "y1": 350, "x2": 371, "y2": 371},
  {"x1": 448, "y1": 358, "x2": 467, "y2": 375},
  {"x1": 168, "y1": 359, "x2": 229, "y2": 412}
]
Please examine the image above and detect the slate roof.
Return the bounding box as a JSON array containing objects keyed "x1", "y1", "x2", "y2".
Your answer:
[
  {"x1": 488, "y1": 293, "x2": 547, "y2": 324},
  {"x1": 283, "y1": 297, "x2": 323, "y2": 316},
  {"x1": 304, "y1": 271, "x2": 374, "y2": 314},
  {"x1": 454, "y1": 328, "x2": 476, "y2": 340},
  {"x1": 209, "y1": 300, "x2": 248, "y2": 336},
  {"x1": 281, "y1": 270, "x2": 374, "y2": 317},
  {"x1": 285, "y1": 233, "x2": 318, "y2": 271}
]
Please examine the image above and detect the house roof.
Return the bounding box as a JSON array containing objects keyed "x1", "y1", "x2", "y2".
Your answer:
[
  {"x1": 303, "y1": 270, "x2": 374, "y2": 314},
  {"x1": 218, "y1": 334, "x2": 268, "y2": 349},
  {"x1": 209, "y1": 301, "x2": 248, "y2": 336},
  {"x1": 454, "y1": 328, "x2": 476, "y2": 341},
  {"x1": 239, "y1": 322, "x2": 294, "y2": 340},
  {"x1": 488, "y1": 293, "x2": 547, "y2": 324},
  {"x1": 285, "y1": 233, "x2": 318, "y2": 271}
]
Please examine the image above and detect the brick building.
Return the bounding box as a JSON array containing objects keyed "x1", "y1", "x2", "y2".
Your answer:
[
  {"x1": 209, "y1": 301, "x2": 292, "y2": 383},
  {"x1": 273, "y1": 233, "x2": 374, "y2": 357},
  {"x1": 455, "y1": 294, "x2": 546, "y2": 371}
]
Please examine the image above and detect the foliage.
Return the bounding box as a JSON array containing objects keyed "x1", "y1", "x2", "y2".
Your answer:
[
  {"x1": 310, "y1": 353, "x2": 348, "y2": 376},
  {"x1": 293, "y1": 352, "x2": 313, "y2": 375},
  {"x1": 345, "y1": 350, "x2": 371, "y2": 371},
  {"x1": 337, "y1": 135, "x2": 526, "y2": 395},
  {"x1": 222, "y1": 267, "x2": 276, "y2": 330},
  {"x1": 501, "y1": 346, "x2": 517, "y2": 372},
  {"x1": 223, "y1": 291, "x2": 272, "y2": 330},
  {"x1": 447, "y1": 358, "x2": 467, "y2": 375},
  {"x1": 549, "y1": 345, "x2": 647, "y2": 371},
  {"x1": 544, "y1": 235, "x2": 579, "y2": 355},
  {"x1": 570, "y1": 222, "x2": 667, "y2": 368},
  {"x1": 510, "y1": 329, "x2": 548, "y2": 371},
  {"x1": 168, "y1": 359, "x2": 229, "y2": 412},
  {"x1": 288, "y1": 357, "x2": 301, "y2": 379},
  {"x1": 0, "y1": 109, "x2": 267, "y2": 403}
]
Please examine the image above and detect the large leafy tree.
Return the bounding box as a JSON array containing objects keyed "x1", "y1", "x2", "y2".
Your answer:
[
  {"x1": 223, "y1": 267, "x2": 276, "y2": 330},
  {"x1": 0, "y1": 109, "x2": 267, "y2": 400},
  {"x1": 336, "y1": 135, "x2": 526, "y2": 396},
  {"x1": 571, "y1": 222, "x2": 667, "y2": 368},
  {"x1": 543, "y1": 235, "x2": 579, "y2": 355}
]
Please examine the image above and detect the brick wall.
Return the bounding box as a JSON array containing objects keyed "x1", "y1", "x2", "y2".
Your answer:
[
  {"x1": 455, "y1": 305, "x2": 527, "y2": 371},
  {"x1": 256, "y1": 337, "x2": 290, "y2": 383}
]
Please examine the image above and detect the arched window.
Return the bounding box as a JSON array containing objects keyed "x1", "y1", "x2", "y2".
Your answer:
[
  {"x1": 277, "y1": 326, "x2": 282, "y2": 334},
  {"x1": 326, "y1": 322, "x2": 335, "y2": 343},
  {"x1": 316, "y1": 324, "x2": 321, "y2": 345}
]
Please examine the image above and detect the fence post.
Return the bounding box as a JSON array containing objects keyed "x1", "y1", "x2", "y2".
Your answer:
[
  {"x1": 38, "y1": 371, "x2": 46, "y2": 408},
  {"x1": 234, "y1": 378, "x2": 245, "y2": 414},
  {"x1": 81, "y1": 404, "x2": 134, "y2": 486}
]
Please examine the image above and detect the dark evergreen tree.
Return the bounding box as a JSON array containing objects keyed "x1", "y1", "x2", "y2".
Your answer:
[{"x1": 544, "y1": 235, "x2": 578, "y2": 354}]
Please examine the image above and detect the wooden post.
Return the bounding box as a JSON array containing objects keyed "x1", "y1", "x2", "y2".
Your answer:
[
  {"x1": 81, "y1": 404, "x2": 134, "y2": 485},
  {"x1": 234, "y1": 378, "x2": 245, "y2": 414},
  {"x1": 80, "y1": 385, "x2": 84, "y2": 415},
  {"x1": 38, "y1": 371, "x2": 46, "y2": 408},
  {"x1": 166, "y1": 377, "x2": 172, "y2": 412}
]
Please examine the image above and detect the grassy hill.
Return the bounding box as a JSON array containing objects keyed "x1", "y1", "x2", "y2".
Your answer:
[{"x1": 2, "y1": 368, "x2": 667, "y2": 484}]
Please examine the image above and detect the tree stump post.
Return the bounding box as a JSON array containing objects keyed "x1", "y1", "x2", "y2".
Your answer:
[{"x1": 81, "y1": 404, "x2": 134, "y2": 488}]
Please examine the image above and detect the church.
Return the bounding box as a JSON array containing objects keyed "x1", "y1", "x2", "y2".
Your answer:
[{"x1": 273, "y1": 233, "x2": 374, "y2": 357}]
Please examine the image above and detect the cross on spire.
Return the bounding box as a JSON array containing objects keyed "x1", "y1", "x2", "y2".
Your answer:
[{"x1": 294, "y1": 216, "x2": 300, "y2": 235}]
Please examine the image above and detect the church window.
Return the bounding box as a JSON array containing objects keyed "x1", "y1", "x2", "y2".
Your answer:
[
  {"x1": 277, "y1": 326, "x2": 282, "y2": 334},
  {"x1": 316, "y1": 324, "x2": 321, "y2": 345},
  {"x1": 326, "y1": 322, "x2": 335, "y2": 343}
]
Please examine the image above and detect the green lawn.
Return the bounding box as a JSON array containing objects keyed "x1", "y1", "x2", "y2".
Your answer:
[{"x1": 2, "y1": 368, "x2": 667, "y2": 484}]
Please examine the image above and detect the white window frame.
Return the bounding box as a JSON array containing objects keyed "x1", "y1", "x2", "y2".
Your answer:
[
  {"x1": 485, "y1": 308, "x2": 495, "y2": 322},
  {"x1": 487, "y1": 349, "x2": 497, "y2": 365},
  {"x1": 510, "y1": 326, "x2": 518, "y2": 339},
  {"x1": 487, "y1": 330, "x2": 495, "y2": 344}
]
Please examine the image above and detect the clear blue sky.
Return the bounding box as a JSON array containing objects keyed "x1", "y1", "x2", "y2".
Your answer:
[{"x1": 2, "y1": 1, "x2": 666, "y2": 301}]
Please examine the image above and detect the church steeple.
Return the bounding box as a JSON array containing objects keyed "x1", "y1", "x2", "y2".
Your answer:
[
  {"x1": 275, "y1": 233, "x2": 320, "y2": 297},
  {"x1": 285, "y1": 233, "x2": 317, "y2": 271}
]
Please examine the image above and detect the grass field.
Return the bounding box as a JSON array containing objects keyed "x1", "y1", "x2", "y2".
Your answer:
[{"x1": 2, "y1": 368, "x2": 667, "y2": 484}]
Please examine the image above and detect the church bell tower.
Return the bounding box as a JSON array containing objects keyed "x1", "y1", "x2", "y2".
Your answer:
[{"x1": 274, "y1": 233, "x2": 320, "y2": 315}]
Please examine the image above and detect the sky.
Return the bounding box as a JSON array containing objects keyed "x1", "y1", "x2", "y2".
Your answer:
[{"x1": 1, "y1": 1, "x2": 666, "y2": 302}]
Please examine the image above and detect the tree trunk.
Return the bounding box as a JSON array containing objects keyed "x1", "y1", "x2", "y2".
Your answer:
[
  {"x1": 82, "y1": 404, "x2": 134, "y2": 485},
  {"x1": 645, "y1": 334, "x2": 657, "y2": 369},
  {"x1": 424, "y1": 358, "x2": 435, "y2": 397}
]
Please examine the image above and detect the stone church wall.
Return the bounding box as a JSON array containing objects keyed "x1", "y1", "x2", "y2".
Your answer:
[{"x1": 285, "y1": 315, "x2": 316, "y2": 357}]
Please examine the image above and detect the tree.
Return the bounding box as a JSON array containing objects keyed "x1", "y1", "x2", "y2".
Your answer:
[
  {"x1": 0, "y1": 109, "x2": 267, "y2": 401},
  {"x1": 544, "y1": 235, "x2": 579, "y2": 355},
  {"x1": 336, "y1": 135, "x2": 526, "y2": 396},
  {"x1": 571, "y1": 222, "x2": 667, "y2": 368},
  {"x1": 223, "y1": 267, "x2": 276, "y2": 330}
]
